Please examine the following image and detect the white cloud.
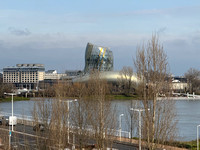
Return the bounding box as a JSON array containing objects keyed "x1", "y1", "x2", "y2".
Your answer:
[
  {"x1": 8, "y1": 27, "x2": 31, "y2": 36},
  {"x1": 0, "y1": 32, "x2": 149, "y2": 50}
]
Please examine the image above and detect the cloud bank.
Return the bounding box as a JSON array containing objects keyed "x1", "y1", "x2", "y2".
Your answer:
[
  {"x1": 8, "y1": 27, "x2": 31, "y2": 36},
  {"x1": 0, "y1": 31, "x2": 199, "y2": 75}
]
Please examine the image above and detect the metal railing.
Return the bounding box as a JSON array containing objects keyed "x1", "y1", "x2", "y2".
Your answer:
[{"x1": 0, "y1": 111, "x2": 131, "y2": 138}]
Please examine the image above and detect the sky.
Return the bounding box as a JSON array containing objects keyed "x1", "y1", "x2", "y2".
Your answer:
[{"x1": 0, "y1": 0, "x2": 200, "y2": 75}]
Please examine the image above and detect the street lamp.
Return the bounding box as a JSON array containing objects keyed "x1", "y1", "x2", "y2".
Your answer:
[
  {"x1": 119, "y1": 114, "x2": 124, "y2": 140},
  {"x1": 67, "y1": 99, "x2": 77, "y2": 144},
  {"x1": 59, "y1": 99, "x2": 77, "y2": 144},
  {"x1": 130, "y1": 108, "x2": 150, "y2": 150},
  {"x1": 4, "y1": 92, "x2": 16, "y2": 150},
  {"x1": 197, "y1": 125, "x2": 200, "y2": 150},
  {"x1": 4, "y1": 92, "x2": 16, "y2": 132}
]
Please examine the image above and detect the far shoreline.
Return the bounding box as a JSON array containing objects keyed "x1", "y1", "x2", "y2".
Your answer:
[
  {"x1": 1, "y1": 95, "x2": 200, "y2": 103},
  {"x1": 157, "y1": 96, "x2": 200, "y2": 100}
]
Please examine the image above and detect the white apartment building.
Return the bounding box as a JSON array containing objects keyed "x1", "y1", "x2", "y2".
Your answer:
[
  {"x1": 3, "y1": 64, "x2": 45, "y2": 89},
  {"x1": 45, "y1": 70, "x2": 67, "y2": 80},
  {"x1": 171, "y1": 76, "x2": 188, "y2": 92}
]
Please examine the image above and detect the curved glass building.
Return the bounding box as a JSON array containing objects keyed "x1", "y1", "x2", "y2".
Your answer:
[
  {"x1": 84, "y1": 43, "x2": 113, "y2": 73},
  {"x1": 72, "y1": 42, "x2": 140, "y2": 84}
]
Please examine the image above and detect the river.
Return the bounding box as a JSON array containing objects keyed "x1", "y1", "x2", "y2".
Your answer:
[{"x1": 0, "y1": 98, "x2": 200, "y2": 141}]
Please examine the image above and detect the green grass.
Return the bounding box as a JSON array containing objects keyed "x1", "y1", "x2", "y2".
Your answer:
[
  {"x1": 68, "y1": 94, "x2": 140, "y2": 101},
  {"x1": 106, "y1": 94, "x2": 139, "y2": 100},
  {"x1": 163, "y1": 140, "x2": 198, "y2": 149},
  {"x1": 175, "y1": 140, "x2": 197, "y2": 149},
  {"x1": 129, "y1": 138, "x2": 197, "y2": 149},
  {"x1": 0, "y1": 96, "x2": 30, "y2": 102}
]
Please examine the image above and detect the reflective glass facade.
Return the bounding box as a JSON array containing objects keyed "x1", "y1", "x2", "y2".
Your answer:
[{"x1": 84, "y1": 43, "x2": 113, "y2": 73}]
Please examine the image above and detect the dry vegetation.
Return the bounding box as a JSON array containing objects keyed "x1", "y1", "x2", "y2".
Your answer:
[
  {"x1": 0, "y1": 35, "x2": 180, "y2": 150},
  {"x1": 30, "y1": 71, "x2": 117, "y2": 150},
  {"x1": 134, "y1": 34, "x2": 177, "y2": 149}
]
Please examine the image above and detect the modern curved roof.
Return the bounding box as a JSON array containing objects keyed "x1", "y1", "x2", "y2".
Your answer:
[{"x1": 72, "y1": 71, "x2": 140, "y2": 84}]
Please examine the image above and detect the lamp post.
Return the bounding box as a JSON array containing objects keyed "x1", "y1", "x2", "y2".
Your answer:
[
  {"x1": 197, "y1": 125, "x2": 200, "y2": 150},
  {"x1": 130, "y1": 108, "x2": 150, "y2": 150},
  {"x1": 119, "y1": 114, "x2": 124, "y2": 140},
  {"x1": 67, "y1": 99, "x2": 77, "y2": 144},
  {"x1": 4, "y1": 93, "x2": 16, "y2": 131},
  {"x1": 4, "y1": 92, "x2": 16, "y2": 150}
]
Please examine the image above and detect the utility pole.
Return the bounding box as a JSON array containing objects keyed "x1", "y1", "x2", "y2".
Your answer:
[
  {"x1": 130, "y1": 108, "x2": 149, "y2": 150},
  {"x1": 119, "y1": 114, "x2": 124, "y2": 140},
  {"x1": 197, "y1": 125, "x2": 200, "y2": 150},
  {"x1": 4, "y1": 92, "x2": 16, "y2": 149},
  {"x1": 61, "y1": 99, "x2": 77, "y2": 144}
]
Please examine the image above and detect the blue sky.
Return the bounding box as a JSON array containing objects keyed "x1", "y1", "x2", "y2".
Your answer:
[{"x1": 0, "y1": 0, "x2": 200, "y2": 75}]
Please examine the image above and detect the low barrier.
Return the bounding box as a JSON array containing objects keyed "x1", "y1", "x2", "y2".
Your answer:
[
  {"x1": 0, "y1": 112, "x2": 34, "y2": 126},
  {"x1": 0, "y1": 112, "x2": 131, "y2": 138}
]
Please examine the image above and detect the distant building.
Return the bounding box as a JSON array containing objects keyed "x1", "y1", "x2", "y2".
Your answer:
[
  {"x1": 0, "y1": 72, "x2": 3, "y2": 83},
  {"x1": 46, "y1": 70, "x2": 57, "y2": 74},
  {"x1": 84, "y1": 43, "x2": 113, "y2": 73},
  {"x1": 38, "y1": 70, "x2": 68, "y2": 90},
  {"x1": 45, "y1": 70, "x2": 67, "y2": 80},
  {"x1": 63, "y1": 70, "x2": 82, "y2": 80},
  {"x1": 3, "y1": 64, "x2": 45, "y2": 89},
  {"x1": 73, "y1": 42, "x2": 139, "y2": 84},
  {"x1": 172, "y1": 76, "x2": 188, "y2": 92}
]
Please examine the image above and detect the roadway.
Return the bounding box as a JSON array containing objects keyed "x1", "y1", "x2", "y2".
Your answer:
[
  {"x1": 0, "y1": 123, "x2": 138, "y2": 150},
  {"x1": 0, "y1": 124, "x2": 47, "y2": 150}
]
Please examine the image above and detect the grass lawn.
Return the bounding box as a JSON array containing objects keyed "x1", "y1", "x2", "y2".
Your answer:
[
  {"x1": 106, "y1": 94, "x2": 139, "y2": 100},
  {"x1": 163, "y1": 140, "x2": 197, "y2": 149},
  {"x1": 0, "y1": 96, "x2": 30, "y2": 102}
]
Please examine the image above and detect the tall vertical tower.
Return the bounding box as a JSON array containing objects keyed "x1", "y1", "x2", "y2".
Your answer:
[{"x1": 84, "y1": 43, "x2": 113, "y2": 74}]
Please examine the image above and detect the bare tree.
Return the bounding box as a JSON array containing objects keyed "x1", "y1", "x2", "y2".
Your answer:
[
  {"x1": 87, "y1": 71, "x2": 117, "y2": 149},
  {"x1": 71, "y1": 83, "x2": 91, "y2": 149},
  {"x1": 119, "y1": 66, "x2": 136, "y2": 96},
  {"x1": 0, "y1": 83, "x2": 13, "y2": 100},
  {"x1": 134, "y1": 34, "x2": 177, "y2": 149},
  {"x1": 31, "y1": 82, "x2": 92, "y2": 150},
  {"x1": 31, "y1": 98, "x2": 52, "y2": 149},
  {"x1": 184, "y1": 68, "x2": 200, "y2": 94},
  {"x1": 124, "y1": 100, "x2": 139, "y2": 139},
  {"x1": 34, "y1": 99, "x2": 52, "y2": 126}
]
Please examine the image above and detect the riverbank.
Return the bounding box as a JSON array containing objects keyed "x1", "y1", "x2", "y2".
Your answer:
[
  {"x1": 157, "y1": 96, "x2": 200, "y2": 100},
  {"x1": 0, "y1": 96, "x2": 30, "y2": 102},
  {"x1": 106, "y1": 94, "x2": 139, "y2": 100},
  {"x1": 109, "y1": 95, "x2": 200, "y2": 101},
  {"x1": 2, "y1": 95, "x2": 200, "y2": 103},
  {"x1": 171, "y1": 140, "x2": 198, "y2": 149},
  {"x1": 0, "y1": 95, "x2": 137, "y2": 103}
]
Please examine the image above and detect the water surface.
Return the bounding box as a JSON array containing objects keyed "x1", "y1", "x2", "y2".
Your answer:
[{"x1": 0, "y1": 98, "x2": 200, "y2": 141}]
